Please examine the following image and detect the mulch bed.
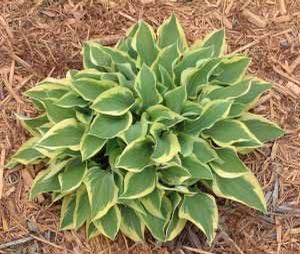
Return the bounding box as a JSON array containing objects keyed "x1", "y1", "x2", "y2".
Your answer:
[{"x1": 0, "y1": 0, "x2": 299, "y2": 253}]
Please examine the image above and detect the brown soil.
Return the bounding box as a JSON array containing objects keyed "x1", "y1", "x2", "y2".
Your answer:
[{"x1": 0, "y1": 0, "x2": 299, "y2": 253}]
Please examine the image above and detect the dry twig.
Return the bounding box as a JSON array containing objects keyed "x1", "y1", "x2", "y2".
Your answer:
[{"x1": 0, "y1": 236, "x2": 34, "y2": 250}]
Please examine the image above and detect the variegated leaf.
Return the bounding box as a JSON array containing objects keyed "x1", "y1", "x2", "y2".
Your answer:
[
  {"x1": 71, "y1": 78, "x2": 115, "y2": 101},
  {"x1": 60, "y1": 194, "x2": 76, "y2": 230},
  {"x1": 92, "y1": 86, "x2": 135, "y2": 116},
  {"x1": 157, "y1": 13, "x2": 188, "y2": 51},
  {"x1": 135, "y1": 64, "x2": 162, "y2": 109},
  {"x1": 210, "y1": 147, "x2": 248, "y2": 178},
  {"x1": 80, "y1": 132, "x2": 106, "y2": 161},
  {"x1": 116, "y1": 138, "x2": 153, "y2": 172},
  {"x1": 133, "y1": 21, "x2": 159, "y2": 66},
  {"x1": 191, "y1": 29, "x2": 225, "y2": 57},
  {"x1": 84, "y1": 167, "x2": 118, "y2": 221},
  {"x1": 165, "y1": 192, "x2": 186, "y2": 241},
  {"x1": 38, "y1": 118, "x2": 84, "y2": 150},
  {"x1": 74, "y1": 184, "x2": 90, "y2": 229},
  {"x1": 120, "y1": 167, "x2": 156, "y2": 199},
  {"x1": 184, "y1": 99, "x2": 232, "y2": 135},
  {"x1": 203, "y1": 119, "x2": 262, "y2": 147},
  {"x1": 93, "y1": 205, "x2": 121, "y2": 240},
  {"x1": 239, "y1": 113, "x2": 284, "y2": 143},
  {"x1": 59, "y1": 159, "x2": 87, "y2": 193},
  {"x1": 120, "y1": 206, "x2": 145, "y2": 242},
  {"x1": 152, "y1": 133, "x2": 181, "y2": 164},
  {"x1": 206, "y1": 171, "x2": 267, "y2": 213},
  {"x1": 179, "y1": 192, "x2": 218, "y2": 243},
  {"x1": 89, "y1": 112, "x2": 132, "y2": 139}
]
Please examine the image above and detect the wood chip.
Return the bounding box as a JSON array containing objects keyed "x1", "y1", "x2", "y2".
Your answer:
[
  {"x1": 98, "y1": 0, "x2": 117, "y2": 8},
  {"x1": 289, "y1": 55, "x2": 300, "y2": 73},
  {"x1": 204, "y1": 0, "x2": 222, "y2": 7},
  {"x1": 276, "y1": 218, "x2": 282, "y2": 254},
  {"x1": 140, "y1": 0, "x2": 155, "y2": 4},
  {"x1": 0, "y1": 210, "x2": 9, "y2": 232},
  {"x1": 286, "y1": 81, "x2": 300, "y2": 96},
  {"x1": 225, "y1": 0, "x2": 234, "y2": 14},
  {"x1": 287, "y1": 227, "x2": 300, "y2": 235},
  {"x1": 242, "y1": 9, "x2": 268, "y2": 28},
  {"x1": 0, "y1": 149, "x2": 5, "y2": 200},
  {"x1": 22, "y1": 167, "x2": 34, "y2": 187},
  {"x1": 5, "y1": 186, "x2": 16, "y2": 197},
  {"x1": 278, "y1": 0, "x2": 287, "y2": 15},
  {"x1": 241, "y1": 0, "x2": 251, "y2": 10}
]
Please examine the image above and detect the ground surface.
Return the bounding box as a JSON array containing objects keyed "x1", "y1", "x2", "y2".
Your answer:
[{"x1": 0, "y1": 0, "x2": 300, "y2": 253}]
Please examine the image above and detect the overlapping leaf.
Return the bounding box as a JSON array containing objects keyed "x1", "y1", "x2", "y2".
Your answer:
[{"x1": 8, "y1": 14, "x2": 283, "y2": 244}]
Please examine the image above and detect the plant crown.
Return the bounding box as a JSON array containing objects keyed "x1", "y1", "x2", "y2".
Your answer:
[{"x1": 8, "y1": 14, "x2": 283, "y2": 243}]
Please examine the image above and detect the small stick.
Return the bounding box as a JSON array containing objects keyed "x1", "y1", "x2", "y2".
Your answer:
[
  {"x1": 293, "y1": 11, "x2": 300, "y2": 16},
  {"x1": 271, "y1": 15, "x2": 291, "y2": 23},
  {"x1": 242, "y1": 9, "x2": 268, "y2": 28},
  {"x1": 273, "y1": 65, "x2": 300, "y2": 86},
  {"x1": 274, "y1": 205, "x2": 300, "y2": 215},
  {"x1": 0, "y1": 236, "x2": 34, "y2": 250},
  {"x1": 271, "y1": 28, "x2": 292, "y2": 37},
  {"x1": 9, "y1": 60, "x2": 15, "y2": 86},
  {"x1": 11, "y1": 54, "x2": 32, "y2": 69},
  {"x1": 231, "y1": 32, "x2": 273, "y2": 54},
  {"x1": 275, "y1": 218, "x2": 282, "y2": 254},
  {"x1": 2, "y1": 76, "x2": 23, "y2": 104},
  {"x1": 219, "y1": 227, "x2": 245, "y2": 254},
  {"x1": 182, "y1": 246, "x2": 213, "y2": 254},
  {"x1": 121, "y1": 233, "x2": 129, "y2": 250},
  {"x1": 0, "y1": 15, "x2": 13, "y2": 39},
  {"x1": 0, "y1": 149, "x2": 5, "y2": 199},
  {"x1": 232, "y1": 40, "x2": 260, "y2": 54},
  {"x1": 30, "y1": 234, "x2": 65, "y2": 251},
  {"x1": 118, "y1": 11, "x2": 136, "y2": 22},
  {"x1": 272, "y1": 83, "x2": 297, "y2": 99},
  {"x1": 272, "y1": 173, "x2": 279, "y2": 208},
  {"x1": 0, "y1": 75, "x2": 33, "y2": 106}
]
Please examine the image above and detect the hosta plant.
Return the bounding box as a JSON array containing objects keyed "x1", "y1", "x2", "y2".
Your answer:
[{"x1": 8, "y1": 14, "x2": 283, "y2": 243}]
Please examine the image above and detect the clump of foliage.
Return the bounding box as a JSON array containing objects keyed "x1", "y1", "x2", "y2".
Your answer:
[{"x1": 8, "y1": 14, "x2": 283, "y2": 243}]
